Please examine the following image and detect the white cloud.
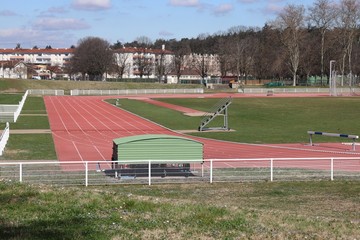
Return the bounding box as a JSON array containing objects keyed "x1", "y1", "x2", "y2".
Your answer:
[
  {"x1": 0, "y1": 27, "x2": 77, "y2": 48},
  {"x1": 47, "y1": 7, "x2": 68, "y2": 14},
  {"x1": 237, "y1": 0, "x2": 259, "y2": 3},
  {"x1": 262, "y1": 3, "x2": 283, "y2": 15},
  {"x1": 159, "y1": 30, "x2": 174, "y2": 37},
  {"x1": 169, "y1": 0, "x2": 200, "y2": 7},
  {"x1": 72, "y1": 0, "x2": 111, "y2": 11},
  {"x1": 34, "y1": 18, "x2": 90, "y2": 31},
  {"x1": 0, "y1": 28, "x2": 35, "y2": 38},
  {"x1": 213, "y1": 4, "x2": 233, "y2": 16},
  {"x1": 0, "y1": 10, "x2": 17, "y2": 16}
]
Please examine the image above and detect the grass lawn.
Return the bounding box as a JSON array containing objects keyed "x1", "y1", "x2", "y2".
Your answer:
[
  {"x1": 0, "y1": 93, "x2": 22, "y2": 104},
  {"x1": 0, "y1": 96, "x2": 56, "y2": 160},
  {"x1": 0, "y1": 181, "x2": 358, "y2": 239},
  {"x1": 115, "y1": 97, "x2": 360, "y2": 144},
  {"x1": 0, "y1": 134, "x2": 56, "y2": 160},
  {"x1": 22, "y1": 96, "x2": 47, "y2": 114}
]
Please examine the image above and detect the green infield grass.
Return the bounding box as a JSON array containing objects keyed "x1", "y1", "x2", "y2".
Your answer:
[{"x1": 114, "y1": 97, "x2": 360, "y2": 144}]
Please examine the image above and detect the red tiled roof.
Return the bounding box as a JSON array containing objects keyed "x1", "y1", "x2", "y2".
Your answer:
[
  {"x1": 0, "y1": 48, "x2": 74, "y2": 54},
  {"x1": 0, "y1": 60, "x2": 23, "y2": 68},
  {"x1": 0, "y1": 47, "x2": 173, "y2": 55},
  {"x1": 113, "y1": 47, "x2": 173, "y2": 55}
]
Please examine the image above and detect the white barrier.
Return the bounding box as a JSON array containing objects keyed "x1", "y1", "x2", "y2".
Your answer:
[
  {"x1": 240, "y1": 88, "x2": 360, "y2": 94},
  {"x1": 0, "y1": 90, "x2": 28, "y2": 123},
  {"x1": 308, "y1": 131, "x2": 359, "y2": 151},
  {"x1": 70, "y1": 88, "x2": 204, "y2": 96},
  {"x1": 0, "y1": 122, "x2": 10, "y2": 156},
  {"x1": 0, "y1": 157, "x2": 358, "y2": 186},
  {"x1": 13, "y1": 90, "x2": 28, "y2": 122},
  {"x1": 29, "y1": 89, "x2": 65, "y2": 96}
]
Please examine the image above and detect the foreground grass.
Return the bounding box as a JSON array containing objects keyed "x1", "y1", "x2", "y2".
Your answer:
[
  {"x1": 0, "y1": 134, "x2": 56, "y2": 160},
  {"x1": 0, "y1": 181, "x2": 358, "y2": 239},
  {"x1": 116, "y1": 97, "x2": 360, "y2": 143}
]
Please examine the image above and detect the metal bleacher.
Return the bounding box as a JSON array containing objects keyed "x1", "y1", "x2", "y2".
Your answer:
[{"x1": 198, "y1": 97, "x2": 232, "y2": 131}]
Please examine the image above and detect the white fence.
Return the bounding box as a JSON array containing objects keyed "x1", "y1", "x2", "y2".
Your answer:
[
  {"x1": 70, "y1": 88, "x2": 204, "y2": 96},
  {"x1": 0, "y1": 157, "x2": 359, "y2": 186},
  {"x1": 28, "y1": 89, "x2": 65, "y2": 96},
  {"x1": 0, "y1": 122, "x2": 9, "y2": 156},
  {"x1": 0, "y1": 90, "x2": 28, "y2": 122},
  {"x1": 240, "y1": 88, "x2": 360, "y2": 94}
]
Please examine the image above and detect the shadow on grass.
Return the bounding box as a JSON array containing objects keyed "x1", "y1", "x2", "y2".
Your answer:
[{"x1": 0, "y1": 217, "x2": 105, "y2": 240}]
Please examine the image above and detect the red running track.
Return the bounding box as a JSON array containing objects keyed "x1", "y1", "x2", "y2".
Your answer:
[{"x1": 44, "y1": 94, "x2": 360, "y2": 170}]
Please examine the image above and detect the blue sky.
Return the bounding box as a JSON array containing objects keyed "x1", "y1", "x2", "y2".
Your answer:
[{"x1": 0, "y1": 0, "x2": 316, "y2": 49}]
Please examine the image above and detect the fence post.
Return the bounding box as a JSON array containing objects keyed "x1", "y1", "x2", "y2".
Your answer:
[
  {"x1": 19, "y1": 163, "x2": 22, "y2": 182},
  {"x1": 201, "y1": 163, "x2": 204, "y2": 177},
  {"x1": 270, "y1": 158, "x2": 273, "y2": 182},
  {"x1": 331, "y1": 158, "x2": 334, "y2": 181},
  {"x1": 85, "y1": 162, "x2": 88, "y2": 187},
  {"x1": 210, "y1": 160, "x2": 213, "y2": 184},
  {"x1": 148, "y1": 160, "x2": 152, "y2": 186}
]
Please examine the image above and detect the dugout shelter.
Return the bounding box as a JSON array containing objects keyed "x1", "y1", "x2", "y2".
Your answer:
[{"x1": 111, "y1": 134, "x2": 204, "y2": 177}]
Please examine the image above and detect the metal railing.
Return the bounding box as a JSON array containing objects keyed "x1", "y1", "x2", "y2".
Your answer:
[
  {"x1": 70, "y1": 88, "x2": 204, "y2": 96},
  {"x1": 0, "y1": 157, "x2": 359, "y2": 186}
]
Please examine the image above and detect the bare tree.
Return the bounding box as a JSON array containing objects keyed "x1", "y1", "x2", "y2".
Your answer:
[
  {"x1": 134, "y1": 36, "x2": 153, "y2": 48},
  {"x1": 70, "y1": 37, "x2": 114, "y2": 81},
  {"x1": 155, "y1": 47, "x2": 174, "y2": 82},
  {"x1": 308, "y1": 0, "x2": 337, "y2": 82},
  {"x1": 336, "y1": 0, "x2": 360, "y2": 86},
  {"x1": 13, "y1": 63, "x2": 27, "y2": 79},
  {"x1": 112, "y1": 50, "x2": 131, "y2": 79},
  {"x1": 172, "y1": 40, "x2": 191, "y2": 83},
  {"x1": 254, "y1": 24, "x2": 284, "y2": 81},
  {"x1": 274, "y1": 4, "x2": 305, "y2": 86},
  {"x1": 190, "y1": 53, "x2": 211, "y2": 82},
  {"x1": 239, "y1": 37, "x2": 257, "y2": 83},
  {"x1": 215, "y1": 37, "x2": 233, "y2": 79},
  {"x1": 133, "y1": 49, "x2": 154, "y2": 78}
]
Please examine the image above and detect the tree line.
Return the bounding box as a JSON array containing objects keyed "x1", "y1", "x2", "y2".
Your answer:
[{"x1": 70, "y1": 0, "x2": 360, "y2": 86}]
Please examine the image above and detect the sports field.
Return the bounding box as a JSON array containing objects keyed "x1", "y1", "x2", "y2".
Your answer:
[
  {"x1": 36, "y1": 92, "x2": 360, "y2": 172},
  {"x1": 1, "y1": 89, "x2": 360, "y2": 239}
]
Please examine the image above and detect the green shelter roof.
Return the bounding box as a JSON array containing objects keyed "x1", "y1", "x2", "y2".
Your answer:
[{"x1": 113, "y1": 134, "x2": 202, "y2": 146}]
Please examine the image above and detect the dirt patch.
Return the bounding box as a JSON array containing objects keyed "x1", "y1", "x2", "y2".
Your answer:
[
  {"x1": 184, "y1": 112, "x2": 209, "y2": 116},
  {"x1": 177, "y1": 129, "x2": 236, "y2": 133},
  {"x1": 2, "y1": 88, "x2": 20, "y2": 93},
  {"x1": 9, "y1": 129, "x2": 51, "y2": 134}
]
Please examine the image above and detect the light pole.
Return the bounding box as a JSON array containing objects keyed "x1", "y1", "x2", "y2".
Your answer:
[{"x1": 329, "y1": 60, "x2": 336, "y2": 96}]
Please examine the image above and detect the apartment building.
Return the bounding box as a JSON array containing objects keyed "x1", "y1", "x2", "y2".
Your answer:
[
  {"x1": 0, "y1": 46, "x2": 220, "y2": 83},
  {"x1": 0, "y1": 48, "x2": 73, "y2": 67}
]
